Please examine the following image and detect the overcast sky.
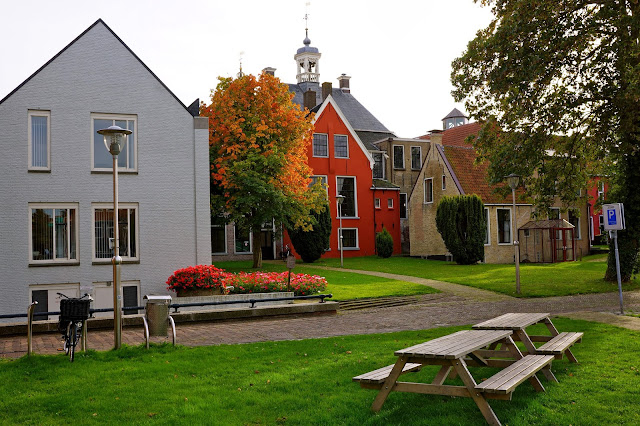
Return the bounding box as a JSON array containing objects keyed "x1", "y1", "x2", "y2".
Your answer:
[{"x1": 0, "y1": 0, "x2": 493, "y2": 137}]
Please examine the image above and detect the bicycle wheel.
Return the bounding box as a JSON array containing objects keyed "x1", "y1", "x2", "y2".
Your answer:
[
  {"x1": 64, "y1": 322, "x2": 72, "y2": 355},
  {"x1": 68, "y1": 322, "x2": 77, "y2": 362}
]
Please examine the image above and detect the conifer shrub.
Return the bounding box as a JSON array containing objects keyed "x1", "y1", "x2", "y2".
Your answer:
[
  {"x1": 376, "y1": 227, "x2": 394, "y2": 258},
  {"x1": 287, "y1": 203, "x2": 332, "y2": 263},
  {"x1": 435, "y1": 194, "x2": 486, "y2": 264}
]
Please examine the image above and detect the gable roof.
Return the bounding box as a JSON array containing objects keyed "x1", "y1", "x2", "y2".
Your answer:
[
  {"x1": 356, "y1": 130, "x2": 396, "y2": 151},
  {"x1": 0, "y1": 19, "x2": 195, "y2": 116},
  {"x1": 313, "y1": 95, "x2": 374, "y2": 168},
  {"x1": 288, "y1": 83, "x2": 393, "y2": 134},
  {"x1": 441, "y1": 122, "x2": 482, "y2": 147}
]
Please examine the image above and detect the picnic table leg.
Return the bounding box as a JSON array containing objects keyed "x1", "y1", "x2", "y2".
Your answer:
[
  {"x1": 515, "y1": 330, "x2": 558, "y2": 383},
  {"x1": 542, "y1": 319, "x2": 580, "y2": 363},
  {"x1": 432, "y1": 365, "x2": 453, "y2": 385},
  {"x1": 453, "y1": 358, "x2": 501, "y2": 426},
  {"x1": 371, "y1": 356, "x2": 407, "y2": 412}
]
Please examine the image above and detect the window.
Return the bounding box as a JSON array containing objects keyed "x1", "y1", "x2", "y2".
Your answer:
[
  {"x1": 28, "y1": 110, "x2": 50, "y2": 171},
  {"x1": 568, "y1": 210, "x2": 581, "y2": 239},
  {"x1": 336, "y1": 176, "x2": 357, "y2": 217},
  {"x1": 442, "y1": 175, "x2": 446, "y2": 190},
  {"x1": 334, "y1": 135, "x2": 348, "y2": 158},
  {"x1": 399, "y1": 193, "x2": 408, "y2": 219},
  {"x1": 211, "y1": 216, "x2": 227, "y2": 254},
  {"x1": 497, "y1": 208, "x2": 512, "y2": 244},
  {"x1": 393, "y1": 145, "x2": 404, "y2": 169},
  {"x1": 92, "y1": 114, "x2": 136, "y2": 171},
  {"x1": 424, "y1": 178, "x2": 434, "y2": 204},
  {"x1": 484, "y1": 208, "x2": 490, "y2": 245},
  {"x1": 234, "y1": 224, "x2": 252, "y2": 254},
  {"x1": 29, "y1": 203, "x2": 78, "y2": 264},
  {"x1": 340, "y1": 228, "x2": 358, "y2": 249},
  {"x1": 388, "y1": 198, "x2": 394, "y2": 208},
  {"x1": 597, "y1": 181, "x2": 605, "y2": 200},
  {"x1": 411, "y1": 146, "x2": 421, "y2": 169},
  {"x1": 310, "y1": 175, "x2": 328, "y2": 192},
  {"x1": 312, "y1": 133, "x2": 328, "y2": 157},
  {"x1": 93, "y1": 203, "x2": 138, "y2": 261},
  {"x1": 373, "y1": 152, "x2": 385, "y2": 179},
  {"x1": 375, "y1": 198, "x2": 381, "y2": 208},
  {"x1": 548, "y1": 208, "x2": 560, "y2": 220}
]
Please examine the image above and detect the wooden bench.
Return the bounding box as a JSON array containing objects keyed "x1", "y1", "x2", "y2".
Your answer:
[
  {"x1": 476, "y1": 355, "x2": 555, "y2": 395},
  {"x1": 536, "y1": 332, "x2": 583, "y2": 361},
  {"x1": 353, "y1": 362, "x2": 422, "y2": 386}
]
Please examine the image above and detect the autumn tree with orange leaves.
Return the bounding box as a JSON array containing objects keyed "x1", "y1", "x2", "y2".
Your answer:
[{"x1": 201, "y1": 73, "x2": 325, "y2": 268}]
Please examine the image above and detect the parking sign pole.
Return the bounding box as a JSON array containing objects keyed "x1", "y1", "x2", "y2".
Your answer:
[{"x1": 610, "y1": 230, "x2": 624, "y2": 314}]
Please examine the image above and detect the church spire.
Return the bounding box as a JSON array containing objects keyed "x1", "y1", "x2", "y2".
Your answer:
[{"x1": 295, "y1": 8, "x2": 321, "y2": 84}]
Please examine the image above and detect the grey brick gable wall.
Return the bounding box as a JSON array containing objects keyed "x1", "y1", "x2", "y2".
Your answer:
[{"x1": 0, "y1": 21, "x2": 210, "y2": 317}]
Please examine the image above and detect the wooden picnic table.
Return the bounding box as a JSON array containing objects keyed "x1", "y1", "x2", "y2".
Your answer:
[
  {"x1": 353, "y1": 329, "x2": 555, "y2": 425},
  {"x1": 472, "y1": 313, "x2": 583, "y2": 364}
]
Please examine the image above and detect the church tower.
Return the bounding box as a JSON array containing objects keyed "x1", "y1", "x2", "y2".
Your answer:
[{"x1": 294, "y1": 15, "x2": 321, "y2": 87}]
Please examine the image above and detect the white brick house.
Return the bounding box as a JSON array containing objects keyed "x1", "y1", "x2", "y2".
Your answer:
[{"x1": 0, "y1": 19, "x2": 211, "y2": 319}]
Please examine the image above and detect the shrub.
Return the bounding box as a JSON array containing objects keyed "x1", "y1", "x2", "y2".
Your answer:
[
  {"x1": 287, "y1": 202, "x2": 332, "y2": 263},
  {"x1": 376, "y1": 227, "x2": 394, "y2": 258},
  {"x1": 435, "y1": 195, "x2": 486, "y2": 265},
  {"x1": 166, "y1": 265, "x2": 229, "y2": 293},
  {"x1": 225, "y1": 272, "x2": 328, "y2": 296}
]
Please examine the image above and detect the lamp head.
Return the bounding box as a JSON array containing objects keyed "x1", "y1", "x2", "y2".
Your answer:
[
  {"x1": 505, "y1": 173, "x2": 520, "y2": 190},
  {"x1": 97, "y1": 125, "x2": 132, "y2": 156},
  {"x1": 336, "y1": 195, "x2": 345, "y2": 205}
]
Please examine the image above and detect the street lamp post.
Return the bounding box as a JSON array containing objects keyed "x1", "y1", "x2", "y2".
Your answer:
[
  {"x1": 97, "y1": 125, "x2": 131, "y2": 349},
  {"x1": 336, "y1": 195, "x2": 345, "y2": 268},
  {"x1": 506, "y1": 173, "x2": 521, "y2": 294}
]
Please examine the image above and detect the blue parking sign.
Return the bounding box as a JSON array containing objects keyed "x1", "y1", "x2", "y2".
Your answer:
[
  {"x1": 608, "y1": 209, "x2": 617, "y2": 226},
  {"x1": 603, "y1": 203, "x2": 625, "y2": 231}
]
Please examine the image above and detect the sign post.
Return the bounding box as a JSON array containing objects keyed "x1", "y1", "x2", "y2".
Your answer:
[
  {"x1": 603, "y1": 203, "x2": 625, "y2": 314},
  {"x1": 286, "y1": 254, "x2": 296, "y2": 291}
]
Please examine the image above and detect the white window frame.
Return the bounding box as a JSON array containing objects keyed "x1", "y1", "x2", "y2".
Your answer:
[
  {"x1": 484, "y1": 207, "x2": 491, "y2": 245},
  {"x1": 334, "y1": 134, "x2": 349, "y2": 158},
  {"x1": 29, "y1": 283, "x2": 81, "y2": 320},
  {"x1": 497, "y1": 208, "x2": 512, "y2": 245},
  {"x1": 91, "y1": 202, "x2": 139, "y2": 263},
  {"x1": 91, "y1": 113, "x2": 137, "y2": 172},
  {"x1": 424, "y1": 178, "x2": 434, "y2": 204},
  {"x1": 28, "y1": 203, "x2": 79, "y2": 265},
  {"x1": 233, "y1": 224, "x2": 252, "y2": 255},
  {"x1": 372, "y1": 152, "x2": 385, "y2": 179},
  {"x1": 399, "y1": 193, "x2": 408, "y2": 219},
  {"x1": 312, "y1": 133, "x2": 329, "y2": 158},
  {"x1": 336, "y1": 176, "x2": 358, "y2": 218},
  {"x1": 393, "y1": 145, "x2": 405, "y2": 169},
  {"x1": 28, "y1": 110, "x2": 51, "y2": 171},
  {"x1": 375, "y1": 198, "x2": 381, "y2": 209},
  {"x1": 311, "y1": 175, "x2": 329, "y2": 195},
  {"x1": 211, "y1": 223, "x2": 228, "y2": 255},
  {"x1": 340, "y1": 228, "x2": 359, "y2": 250},
  {"x1": 387, "y1": 198, "x2": 394, "y2": 209},
  {"x1": 569, "y1": 210, "x2": 581, "y2": 240},
  {"x1": 410, "y1": 146, "x2": 422, "y2": 170}
]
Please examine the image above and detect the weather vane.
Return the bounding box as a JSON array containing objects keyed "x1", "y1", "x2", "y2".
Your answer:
[
  {"x1": 305, "y1": 2, "x2": 311, "y2": 37},
  {"x1": 237, "y1": 51, "x2": 245, "y2": 78}
]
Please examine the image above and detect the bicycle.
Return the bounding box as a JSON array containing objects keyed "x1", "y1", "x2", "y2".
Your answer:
[{"x1": 57, "y1": 293, "x2": 93, "y2": 362}]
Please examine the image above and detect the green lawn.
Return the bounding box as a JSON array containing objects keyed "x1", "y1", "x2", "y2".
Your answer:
[
  {"x1": 295, "y1": 254, "x2": 639, "y2": 298},
  {"x1": 1, "y1": 319, "x2": 638, "y2": 425},
  {"x1": 214, "y1": 261, "x2": 439, "y2": 300}
]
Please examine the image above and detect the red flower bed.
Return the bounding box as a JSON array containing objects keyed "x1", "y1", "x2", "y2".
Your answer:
[{"x1": 166, "y1": 265, "x2": 229, "y2": 293}]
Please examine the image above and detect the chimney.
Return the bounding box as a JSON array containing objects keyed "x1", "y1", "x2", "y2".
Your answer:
[
  {"x1": 262, "y1": 67, "x2": 276, "y2": 76},
  {"x1": 303, "y1": 88, "x2": 316, "y2": 110},
  {"x1": 338, "y1": 74, "x2": 351, "y2": 93},
  {"x1": 322, "y1": 82, "x2": 332, "y2": 100}
]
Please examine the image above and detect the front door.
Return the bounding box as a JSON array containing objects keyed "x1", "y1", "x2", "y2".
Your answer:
[{"x1": 261, "y1": 230, "x2": 274, "y2": 260}]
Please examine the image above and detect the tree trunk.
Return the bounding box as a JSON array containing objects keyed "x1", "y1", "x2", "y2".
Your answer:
[{"x1": 252, "y1": 230, "x2": 263, "y2": 269}]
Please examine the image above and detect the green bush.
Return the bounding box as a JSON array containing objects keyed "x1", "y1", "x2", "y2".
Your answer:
[
  {"x1": 287, "y1": 202, "x2": 332, "y2": 263},
  {"x1": 376, "y1": 227, "x2": 394, "y2": 258},
  {"x1": 435, "y1": 195, "x2": 486, "y2": 264}
]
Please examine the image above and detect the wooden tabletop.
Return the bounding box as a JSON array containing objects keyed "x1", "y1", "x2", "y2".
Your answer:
[
  {"x1": 472, "y1": 313, "x2": 550, "y2": 330},
  {"x1": 394, "y1": 329, "x2": 513, "y2": 360}
]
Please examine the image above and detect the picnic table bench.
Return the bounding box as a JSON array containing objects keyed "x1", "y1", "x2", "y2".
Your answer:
[
  {"x1": 353, "y1": 329, "x2": 555, "y2": 425},
  {"x1": 473, "y1": 313, "x2": 583, "y2": 363}
]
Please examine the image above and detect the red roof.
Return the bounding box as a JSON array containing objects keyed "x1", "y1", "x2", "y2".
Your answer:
[{"x1": 441, "y1": 122, "x2": 482, "y2": 147}]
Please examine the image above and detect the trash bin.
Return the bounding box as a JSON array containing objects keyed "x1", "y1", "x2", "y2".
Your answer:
[{"x1": 144, "y1": 295, "x2": 172, "y2": 336}]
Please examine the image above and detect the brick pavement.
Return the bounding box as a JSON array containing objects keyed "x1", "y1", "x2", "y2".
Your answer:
[{"x1": 2, "y1": 273, "x2": 639, "y2": 359}]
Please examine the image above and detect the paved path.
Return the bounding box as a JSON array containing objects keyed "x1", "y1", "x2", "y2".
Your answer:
[{"x1": 2, "y1": 269, "x2": 639, "y2": 359}]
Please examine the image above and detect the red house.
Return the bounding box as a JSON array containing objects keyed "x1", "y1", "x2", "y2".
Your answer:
[
  {"x1": 283, "y1": 95, "x2": 401, "y2": 258},
  {"x1": 587, "y1": 177, "x2": 608, "y2": 244}
]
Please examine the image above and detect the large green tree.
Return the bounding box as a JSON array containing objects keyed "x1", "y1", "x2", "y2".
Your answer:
[
  {"x1": 201, "y1": 73, "x2": 325, "y2": 268},
  {"x1": 452, "y1": 0, "x2": 640, "y2": 281}
]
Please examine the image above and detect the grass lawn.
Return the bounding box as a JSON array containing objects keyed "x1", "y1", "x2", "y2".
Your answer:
[
  {"x1": 296, "y1": 254, "x2": 640, "y2": 298},
  {"x1": 214, "y1": 261, "x2": 439, "y2": 301},
  {"x1": 1, "y1": 319, "x2": 638, "y2": 425}
]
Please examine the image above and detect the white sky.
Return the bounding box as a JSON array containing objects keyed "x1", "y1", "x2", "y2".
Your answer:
[{"x1": 0, "y1": 0, "x2": 493, "y2": 138}]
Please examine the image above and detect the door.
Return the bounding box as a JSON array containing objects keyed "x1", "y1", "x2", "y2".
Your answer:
[{"x1": 261, "y1": 230, "x2": 274, "y2": 260}]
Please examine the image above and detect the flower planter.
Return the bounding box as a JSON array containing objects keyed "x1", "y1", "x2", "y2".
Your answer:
[
  {"x1": 176, "y1": 287, "x2": 224, "y2": 297},
  {"x1": 175, "y1": 291, "x2": 294, "y2": 312}
]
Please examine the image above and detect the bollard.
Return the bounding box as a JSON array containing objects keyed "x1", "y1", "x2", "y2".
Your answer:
[{"x1": 27, "y1": 301, "x2": 38, "y2": 356}]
